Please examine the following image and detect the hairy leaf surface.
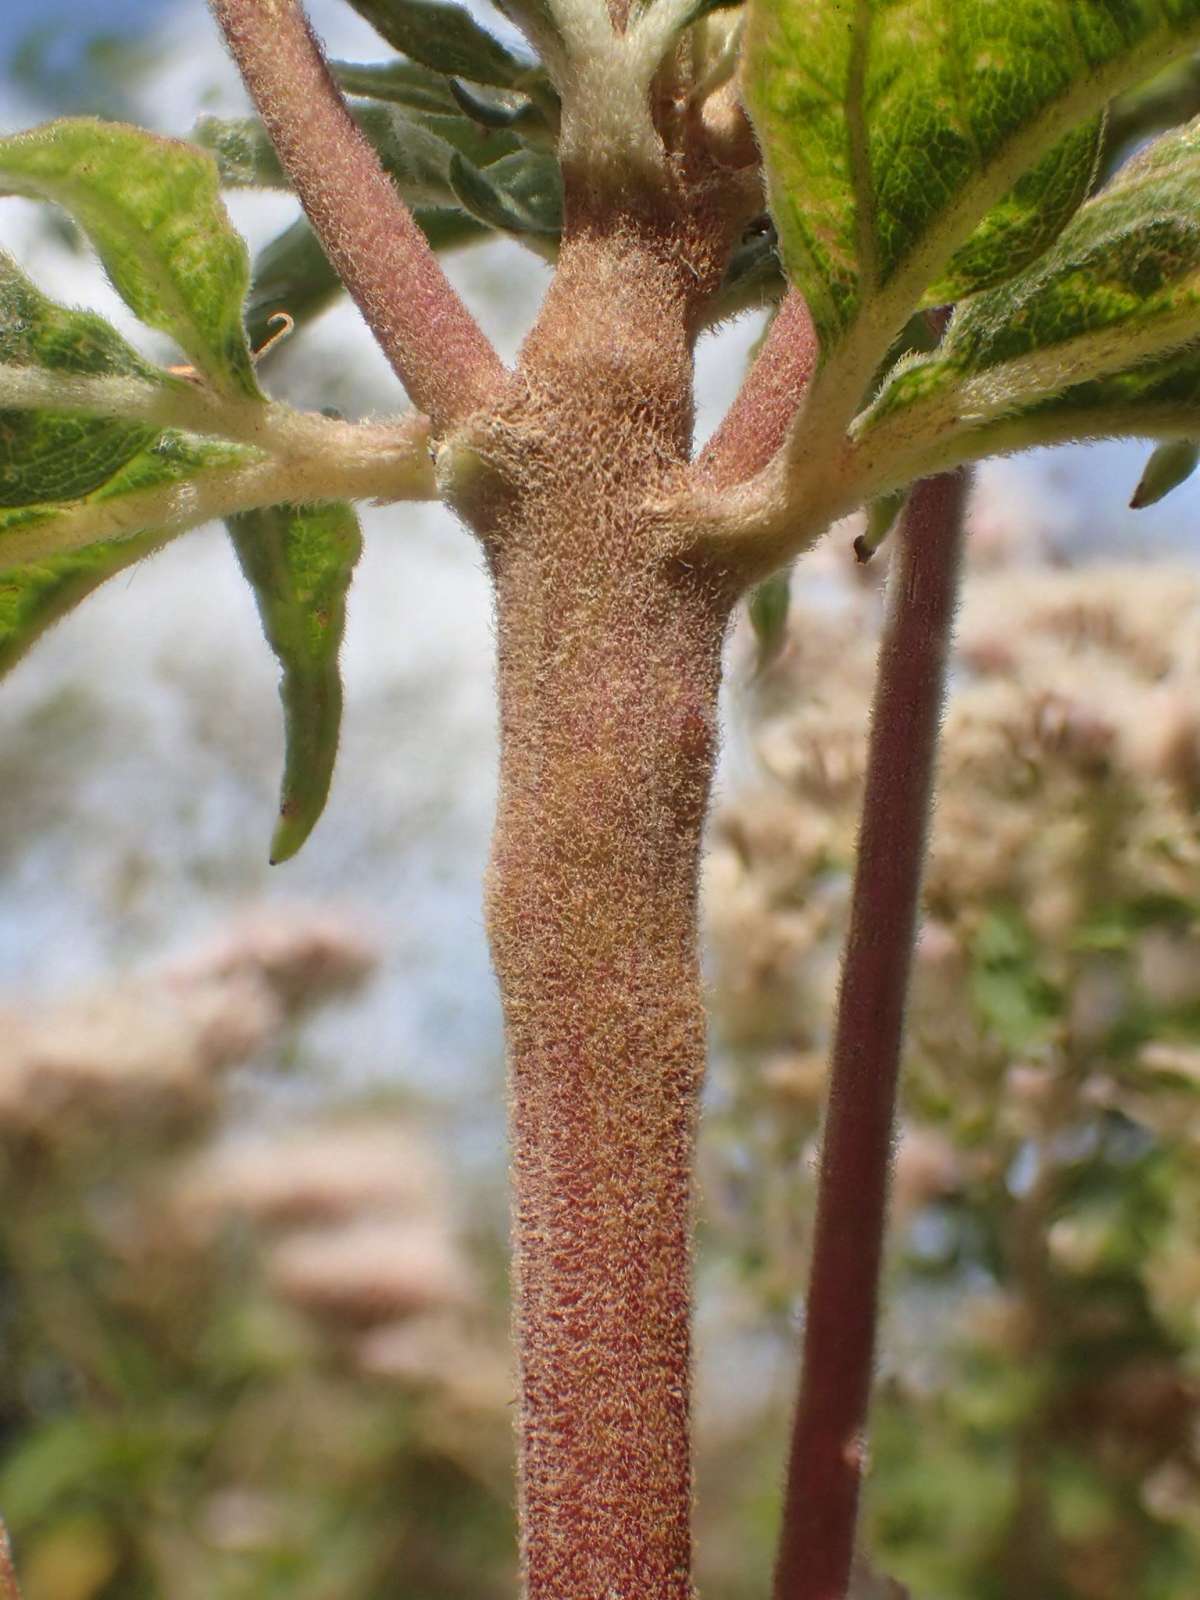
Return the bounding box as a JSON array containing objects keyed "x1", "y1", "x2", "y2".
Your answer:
[
  {"x1": 863, "y1": 118, "x2": 1200, "y2": 434},
  {"x1": 0, "y1": 119, "x2": 260, "y2": 399},
  {"x1": 197, "y1": 107, "x2": 519, "y2": 206},
  {"x1": 228, "y1": 502, "x2": 363, "y2": 863},
  {"x1": 0, "y1": 529, "x2": 166, "y2": 680},
  {"x1": 0, "y1": 252, "x2": 254, "y2": 556},
  {"x1": 346, "y1": 0, "x2": 533, "y2": 87},
  {"x1": 744, "y1": 0, "x2": 1200, "y2": 365}
]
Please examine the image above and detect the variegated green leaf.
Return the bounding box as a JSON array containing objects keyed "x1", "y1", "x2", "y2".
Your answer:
[
  {"x1": 0, "y1": 255, "x2": 252, "y2": 665},
  {"x1": 744, "y1": 0, "x2": 1200, "y2": 385},
  {"x1": 228, "y1": 502, "x2": 363, "y2": 863},
  {"x1": 0, "y1": 119, "x2": 261, "y2": 400},
  {"x1": 861, "y1": 118, "x2": 1200, "y2": 439},
  {"x1": 0, "y1": 249, "x2": 255, "y2": 569}
]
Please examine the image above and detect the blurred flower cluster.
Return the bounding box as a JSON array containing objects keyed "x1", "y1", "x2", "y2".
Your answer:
[
  {"x1": 0, "y1": 908, "x2": 514, "y2": 1600},
  {"x1": 705, "y1": 554, "x2": 1200, "y2": 1599}
]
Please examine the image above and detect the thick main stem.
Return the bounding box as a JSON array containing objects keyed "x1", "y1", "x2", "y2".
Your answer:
[
  {"x1": 480, "y1": 211, "x2": 732, "y2": 1600},
  {"x1": 773, "y1": 470, "x2": 969, "y2": 1600}
]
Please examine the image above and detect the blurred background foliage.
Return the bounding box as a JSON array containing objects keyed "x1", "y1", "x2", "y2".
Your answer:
[{"x1": 2, "y1": 4, "x2": 1200, "y2": 1598}]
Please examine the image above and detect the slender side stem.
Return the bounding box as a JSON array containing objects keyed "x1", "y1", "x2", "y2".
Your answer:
[
  {"x1": 0, "y1": 1523, "x2": 22, "y2": 1600},
  {"x1": 209, "y1": 0, "x2": 506, "y2": 428},
  {"x1": 6, "y1": 423, "x2": 433, "y2": 568},
  {"x1": 694, "y1": 291, "x2": 818, "y2": 490},
  {"x1": 773, "y1": 467, "x2": 970, "y2": 1600}
]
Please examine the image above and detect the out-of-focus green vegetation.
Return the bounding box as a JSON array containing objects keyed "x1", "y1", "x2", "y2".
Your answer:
[
  {"x1": 0, "y1": 911, "x2": 515, "y2": 1600},
  {"x1": 707, "y1": 556, "x2": 1200, "y2": 1600}
]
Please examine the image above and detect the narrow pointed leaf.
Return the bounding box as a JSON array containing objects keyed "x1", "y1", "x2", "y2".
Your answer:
[
  {"x1": 853, "y1": 488, "x2": 906, "y2": 563},
  {"x1": 345, "y1": 0, "x2": 533, "y2": 88},
  {"x1": 0, "y1": 119, "x2": 261, "y2": 399},
  {"x1": 448, "y1": 149, "x2": 561, "y2": 236},
  {"x1": 0, "y1": 528, "x2": 167, "y2": 680},
  {"x1": 448, "y1": 78, "x2": 552, "y2": 144},
  {"x1": 743, "y1": 0, "x2": 1200, "y2": 377},
  {"x1": 198, "y1": 108, "x2": 519, "y2": 207},
  {"x1": 228, "y1": 502, "x2": 362, "y2": 863},
  {"x1": 748, "y1": 568, "x2": 790, "y2": 672},
  {"x1": 331, "y1": 57, "x2": 460, "y2": 114},
  {"x1": 1130, "y1": 437, "x2": 1200, "y2": 506},
  {"x1": 863, "y1": 118, "x2": 1200, "y2": 437}
]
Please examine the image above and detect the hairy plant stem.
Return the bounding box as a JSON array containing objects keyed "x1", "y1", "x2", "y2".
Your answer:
[
  {"x1": 0, "y1": 1522, "x2": 21, "y2": 1600},
  {"x1": 773, "y1": 467, "x2": 969, "y2": 1600},
  {"x1": 475, "y1": 198, "x2": 733, "y2": 1600},
  {"x1": 695, "y1": 290, "x2": 818, "y2": 490},
  {"x1": 210, "y1": 0, "x2": 504, "y2": 428}
]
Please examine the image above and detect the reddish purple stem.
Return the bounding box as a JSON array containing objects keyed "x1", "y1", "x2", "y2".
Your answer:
[
  {"x1": 773, "y1": 467, "x2": 969, "y2": 1600},
  {"x1": 210, "y1": 0, "x2": 506, "y2": 429}
]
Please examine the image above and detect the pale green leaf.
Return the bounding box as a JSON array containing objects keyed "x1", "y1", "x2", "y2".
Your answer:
[
  {"x1": 228, "y1": 502, "x2": 363, "y2": 863},
  {"x1": 0, "y1": 119, "x2": 260, "y2": 399},
  {"x1": 744, "y1": 0, "x2": 1200, "y2": 382},
  {"x1": 331, "y1": 57, "x2": 460, "y2": 114},
  {"x1": 0, "y1": 528, "x2": 167, "y2": 680},
  {"x1": 862, "y1": 118, "x2": 1200, "y2": 437},
  {"x1": 747, "y1": 568, "x2": 790, "y2": 672},
  {"x1": 197, "y1": 107, "x2": 519, "y2": 207},
  {"x1": 448, "y1": 149, "x2": 562, "y2": 235},
  {"x1": 345, "y1": 0, "x2": 534, "y2": 88},
  {"x1": 1130, "y1": 436, "x2": 1200, "y2": 504},
  {"x1": 853, "y1": 488, "x2": 906, "y2": 563}
]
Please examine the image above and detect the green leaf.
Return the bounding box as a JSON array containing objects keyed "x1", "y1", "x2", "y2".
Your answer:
[
  {"x1": 0, "y1": 249, "x2": 257, "y2": 620},
  {"x1": 862, "y1": 118, "x2": 1200, "y2": 437},
  {"x1": 0, "y1": 429, "x2": 257, "y2": 560},
  {"x1": 448, "y1": 149, "x2": 561, "y2": 236},
  {"x1": 228, "y1": 502, "x2": 363, "y2": 863},
  {"x1": 1129, "y1": 436, "x2": 1200, "y2": 505},
  {"x1": 853, "y1": 488, "x2": 906, "y2": 563},
  {"x1": 331, "y1": 56, "x2": 460, "y2": 115},
  {"x1": 748, "y1": 568, "x2": 790, "y2": 672},
  {"x1": 744, "y1": 0, "x2": 1200, "y2": 380},
  {"x1": 345, "y1": 0, "x2": 533, "y2": 88},
  {"x1": 0, "y1": 118, "x2": 260, "y2": 399},
  {"x1": 448, "y1": 78, "x2": 557, "y2": 147},
  {"x1": 243, "y1": 209, "x2": 488, "y2": 351},
  {"x1": 0, "y1": 528, "x2": 166, "y2": 679},
  {"x1": 197, "y1": 107, "x2": 519, "y2": 208},
  {"x1": 0, "y1": 247, "x2": 158, "y2": 507}
]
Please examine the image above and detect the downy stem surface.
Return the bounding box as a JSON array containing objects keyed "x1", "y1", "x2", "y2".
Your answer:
[{"x1": 773, "y1": 468, "x2": 969, "y2": 1600}]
